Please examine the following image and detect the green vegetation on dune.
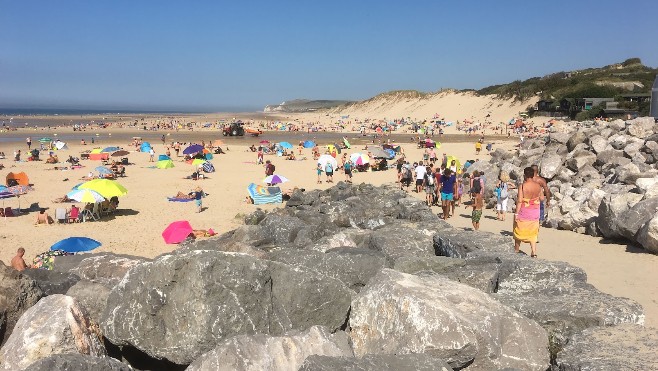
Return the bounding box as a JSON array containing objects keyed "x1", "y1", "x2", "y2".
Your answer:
[{"x1": 476, "y1": 58, "x2": 657, "y2": 102}]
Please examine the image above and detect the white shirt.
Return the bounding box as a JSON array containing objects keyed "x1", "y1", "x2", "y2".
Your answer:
[{"x1": 415, "y1": 165, "x2": 427, "y2": 180}]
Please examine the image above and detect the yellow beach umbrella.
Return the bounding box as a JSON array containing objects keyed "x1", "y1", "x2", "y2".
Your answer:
[
  {"x1": 191, "y1": 159, "x2": 206, "y2": 166},
  {"x1": 78, "y1": 179, "x2": 128, "y2": 198},
  {"x1": 156, "y1": 159, "x2": 174, "y2": 169}
]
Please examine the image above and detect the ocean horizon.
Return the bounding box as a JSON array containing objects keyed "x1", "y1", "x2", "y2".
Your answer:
[{"x1": 0, "y1": 107, "x2": 261, "y2": 116}]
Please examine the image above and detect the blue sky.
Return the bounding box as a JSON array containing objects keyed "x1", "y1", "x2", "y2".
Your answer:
[{"x1": 1, "y1": 1, "x2": 657, "y2": 111}]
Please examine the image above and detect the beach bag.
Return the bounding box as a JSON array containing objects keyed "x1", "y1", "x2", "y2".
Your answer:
[
  {"x1": 403, "y1": 166, "x2": 412, "y2": 179},
  {"x1": 471, "y1": 177, "x2": 482, "y2": 194},
  {"x1": 500, "y1": 183, "x2": 509, "y2": 199},
  {"x1": 425, "y1": 172, "x2": 435, "y2": 186}
]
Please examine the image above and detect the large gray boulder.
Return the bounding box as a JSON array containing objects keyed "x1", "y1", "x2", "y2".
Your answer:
[
  {"x1": 187, "y1": 326, "x2": 352, "y2": 371},
  {"x1": 69, "y1": 254, "x2": 148, "y2": 288},
  {"x1": 266, "y1": 248, "x2": 386, "y2": 292},
  {"x1": 626, "y1": 117, "x2": 656, "y2": 138},
  {"x1": 102, "y1": 250, "x2": 353, "y2": 365},
  {"x1": 556, "y1": 324, "x2": 658, "y2": 371},
  {"x1": 0, "y1": 295, "x2": 106, "y2": 370},
  {"x1": 299, "y1": 354, "x2": 453, "y2": 371},
  {"x1": 393, "y1": 255, "x2": 501, "y2": 293},
  {"x1": 597, "y1": 193, "x2": 643, "y2": 238},
  {"x1": 491, "y1": 255, "x2": 644, "y2": 357},
  {"x1": 22, "y1": 268, "x2": 80, "y2": 295},
  {"x1": 0, "y1": 262, "x2": 44, "y2": 345},
  {"x1": 433, "y1": 229, "x2": 513, "y2": 258},
  {"x1": 539, "y1": 154, "x2": 562, "y2": 179},
  {"x1": 66, "y1": 280, "x2": 112, "y2": 324},
  {"x1": 616, "y1": 196, "x2": 658, "y2": 241},
  {"x1": 637, "y1": 213, "x2": 658, "y2": 254},
  {"x1": 367, "y1": 223, "x2": 437, "y2": 263},
  {"x1": 349, "y1": 269, "x2": 549, "y2": 371},
  {"x1": 23, "y1": 354, "x2": 131, "y2": 371}
]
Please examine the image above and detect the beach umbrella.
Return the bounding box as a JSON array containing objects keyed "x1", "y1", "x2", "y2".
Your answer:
[
  {"x1": 50, "y1": 237, "x2": 101, "y2": 253},
  {"x1": 317, "y1": 154, "x2": 338, "y2": 170},
  {"x1": 66, "y1": 189, "x2": 105, "y2": 203},
  {"x1": 162, "y1": 220, "x2": 194, "y2": 244},
  {"x1": 384, "y1": 149, "x2": 396, "y2": 158},
  {"x1": 183, "y1": 144, "x2": 204, "y2": 155},
  {"x1": 39, "y1": 137, "x2": 52, "y2": 143},
  {"x1": 156, "y1": 159, "x2": 174, "y2": 169},
  {"x1": 191, "y1": 158, "x2": 206, "y2": 166},
  {"x1": 78, "y1": 179, "x2": 127, "y2": 198},
  {"x1": 111, "y1": 150, "x2": 129, "y2": 157},
  {"x1": 95, "y1": 166, "x2": 113, "y2": 175},
  {"x1": 140, "y1": 142, "x2": 152, "y2": 152},
  {"x1": 350, "y1": 153, "x2": 370, "y2": 166},
  {"x1": 303, "y1": 140, "x2": 315, "y2": 148},
  {"x1": 202, "y1": 162, "x2": 215, "y2": 173},
  {"x1": 279, "y1": 141, "x2": 293, "y2": 149},
  {"x1": 343, "y1": 138, "x2": 351, "y2": 149},
  {"x1": 259, "y1": 140, "x2": 270, "y2": 145},
  {"x1": 101, "y1": 146, "x2": 120, "y2": 153},
  {"x1": 263, "y1": 174, "x2": 289, "y2": 184}
]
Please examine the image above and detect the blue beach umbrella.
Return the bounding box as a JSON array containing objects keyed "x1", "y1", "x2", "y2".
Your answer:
[
  {"x1": 183, "y1": 144, "x2": 204, "y2": 155},
  {"x1": 140, "y1": 142, "x2": 152, "y2": 152},
  {"x1": 50, "y1": 237, "x2": 101, "y2": 253},
  {"x1": 102, "y1": 146, "x2": 120, "y2": 153},
  {"x1": 279, "y1": 141, "x2": 293, "y2": 149},
  {"x1": 303, "y1": 140, "x2": 315, "y2": 148}
]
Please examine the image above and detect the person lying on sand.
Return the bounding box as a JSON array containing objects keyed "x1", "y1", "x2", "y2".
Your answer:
[
  {"x1": 175, "y1": 191, "x2": 194, "y2": 199},
  {"x1": 53, "y1": 195, "x2": 73, "y2": 203}
]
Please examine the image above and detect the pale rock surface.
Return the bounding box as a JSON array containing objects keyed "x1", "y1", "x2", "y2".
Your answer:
[{"x1": 0, "y1": 294, "x2": 105, "y2": 370}]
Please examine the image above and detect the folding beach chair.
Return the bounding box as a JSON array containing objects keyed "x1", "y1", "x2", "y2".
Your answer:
[{"x1": 55, "y1": 208, "x2": 68, "y2": 224}]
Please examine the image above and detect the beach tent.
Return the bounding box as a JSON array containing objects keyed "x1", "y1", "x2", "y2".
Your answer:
[
  {"x1": 158, "y1": 154, "x2": 171, "y2": 161},
  {"x1": 247, "y1": 183, "x2": 282, "y2": 205},
  {"x1": 88, "y1": 148, "x2": 109, "y2": 161},
  {"x1": 156, "y1": 159, "x2": 175, "y2": 169},
  {"x1": 6, "y1": 172, "x2": 29, "y2": 186},
  {"x1": 327, "y1": 144, "x2": 340, "y2": 157},
  {"x1": 303, "y1": 140, "x2": 315, "y2": 148},
  {"x1": 446, "y1": 155, "x2": 462, "y2": 174},
  {"x1": 140, "y1": 142, "x2": 152, "y2": 152}
]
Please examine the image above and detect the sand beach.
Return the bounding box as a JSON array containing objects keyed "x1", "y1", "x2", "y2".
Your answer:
[{"x1": 1, "y1": 115, "x2": 656, "y2": 332}]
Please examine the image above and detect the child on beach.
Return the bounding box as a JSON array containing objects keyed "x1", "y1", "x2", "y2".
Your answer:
[
  {"x1": 316, "y1": 163, "x2": 323, "y2": 184},
  {"x1": 470, "y1": 192, "x2": 483, "y2": 230}
]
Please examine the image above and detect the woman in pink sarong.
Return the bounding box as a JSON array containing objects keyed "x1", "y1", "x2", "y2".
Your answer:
[{"x1": 513, "y1": 167, "x2": 542, "y2": 257}]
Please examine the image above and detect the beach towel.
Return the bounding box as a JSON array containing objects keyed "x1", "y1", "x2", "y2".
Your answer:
[
  {"x1": 168, "y1": 197, "x2": 195, "y2": 202},
  {"x1": 247, "y1": 183, "x2": 282, "y2": 205},
  {"x1": 513, "y1": 197, "x2": 541, "y2": 243}
]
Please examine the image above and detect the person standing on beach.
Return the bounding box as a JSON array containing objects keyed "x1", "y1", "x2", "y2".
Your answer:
[
  {"x1": 513, "y1": 167, "x2": 541, "y2": 257},
  {"x1": 265, "y1": 160, "x2": 275, "y2": 177},
  {"x1": 316, "y1": 163, "x2": 323, "y2": 184},
  {"x1": 531, "y1": 164, "x2": 551, "y2": 240},
  {"x1": 438, "y1": 168, "x2": 457, "y2": 220},
  {"x1": 324, "y1": 161, "x2": 334, "y2": 183},
  {"x1": 423, "y1": 165, "x2": 436, "y2": 206},
  {"x1": 470, "y1": 192, "x2": 483, "y2": 230},
  {"x1": 475, "y1": 140, "x2": 482, "y2": 155},
  {"x1": 191, "y1": 186, "x2": 204, "y2": 213},
  {"x1": 257, "y1": 147, "x2": 264, "y2": 164},
  {"x1": 343, "y1": 159, "x2": 353, "y2": 183},
  {"x1": 11, "y1": 248, "x2": 30, "y2": 271},
  {"x1": 414, "y1": 161, "x2": 427, "y2": 193},
  {"x1": 149, "y1": 147, "x2": 155, "y2": 162},
  {"x1": 26, "y1": 137, "x2": 32, "y2": 149}
]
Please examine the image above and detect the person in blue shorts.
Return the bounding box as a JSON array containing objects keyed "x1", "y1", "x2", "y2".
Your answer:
[{"x1": 438, "y1": 168, "x2": 457, "y2": 220}]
